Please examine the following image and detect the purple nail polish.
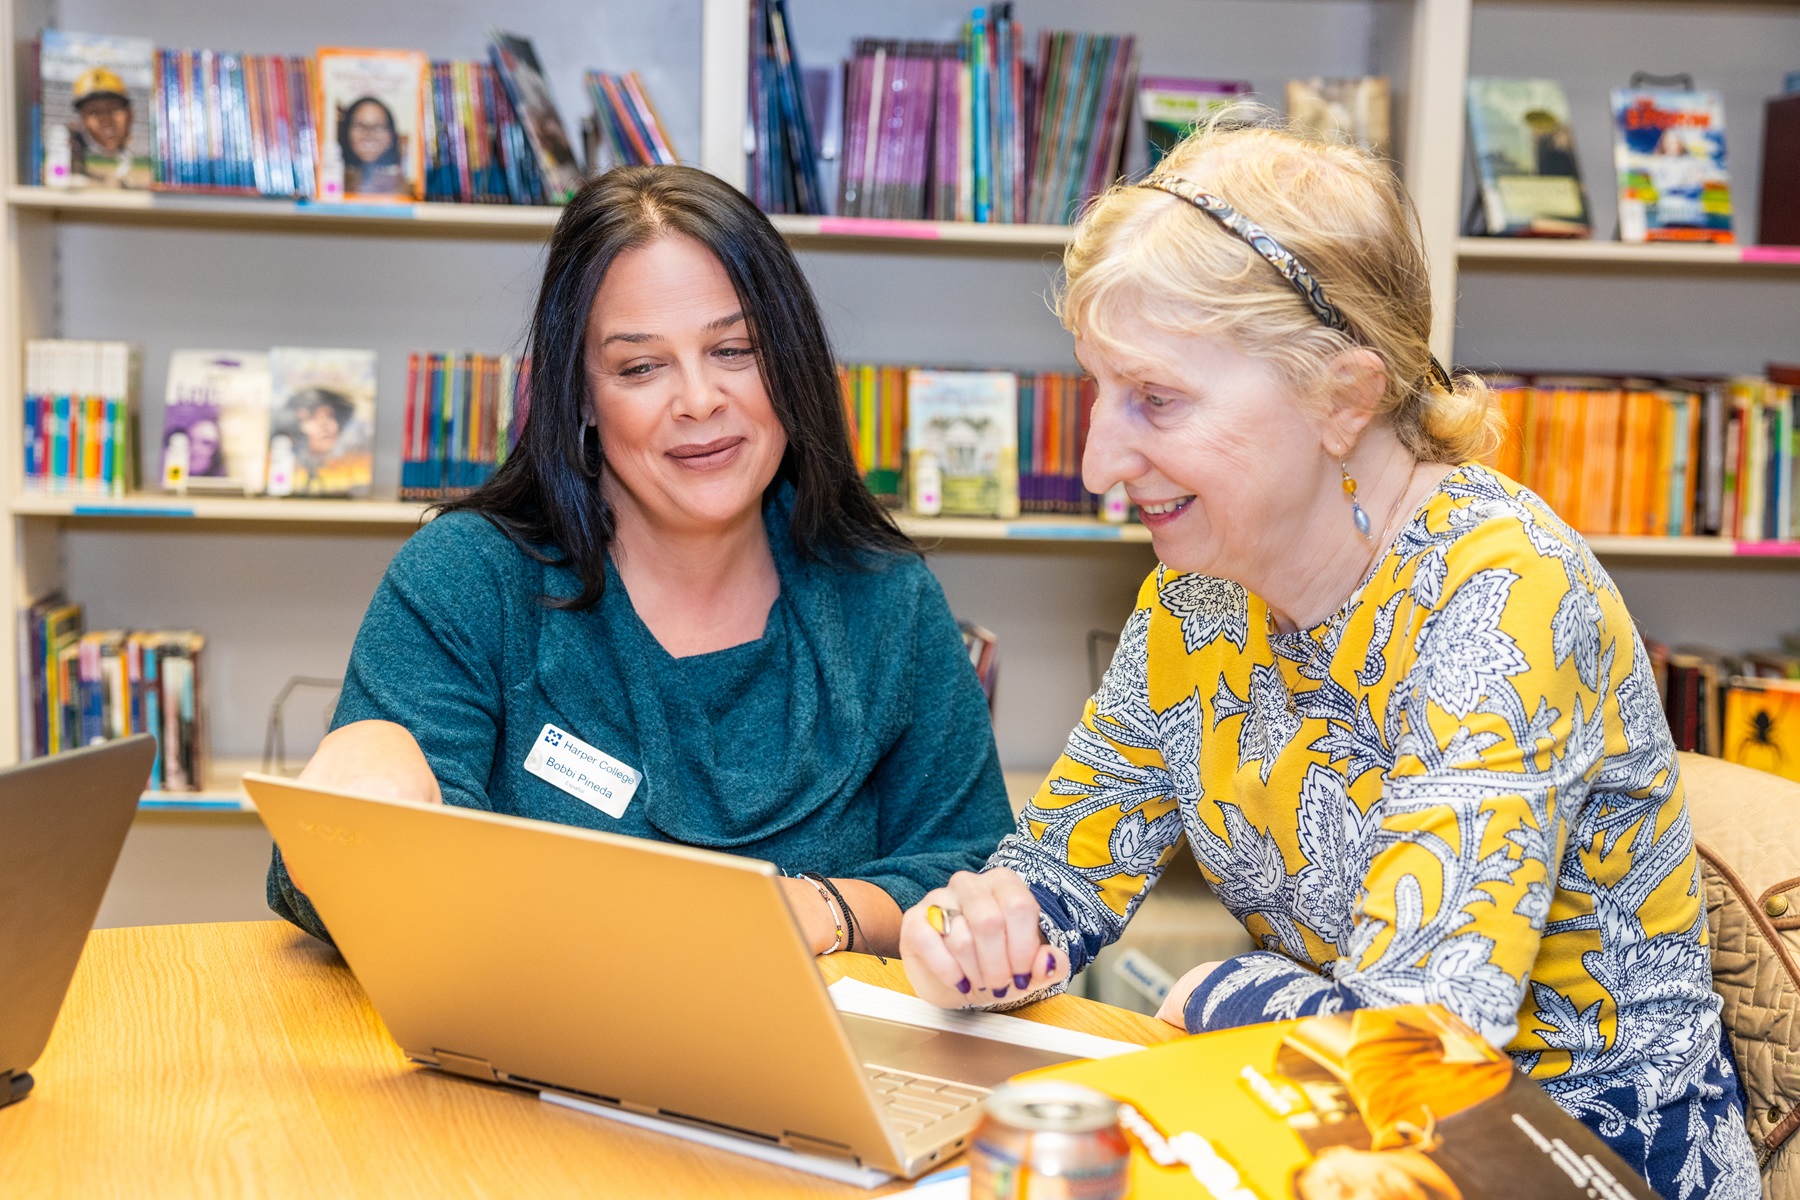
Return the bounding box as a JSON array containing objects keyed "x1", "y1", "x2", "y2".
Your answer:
[
  {"x1": 994, "y1": 986, "x2": 1009, "y2": 999},
  {"x1": 956, "y1": 977, "x2": 971, "y2": 995},
  {"x1": 1045, "y1": 951, "x2": 1056, "y2": 974},
  {"x1": 1013, "y1": 973, "x2": 1031, "y2": 989}
]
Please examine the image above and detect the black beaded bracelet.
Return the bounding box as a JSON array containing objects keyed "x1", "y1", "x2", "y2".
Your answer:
[{"x1": 801, "y1": 872, "x2": 858, "y2": 955}]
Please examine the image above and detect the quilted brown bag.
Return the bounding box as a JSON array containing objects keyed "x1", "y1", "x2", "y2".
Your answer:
[{"x1": 1681, "y1": 750, "x2": 1800, "y2": 1200}]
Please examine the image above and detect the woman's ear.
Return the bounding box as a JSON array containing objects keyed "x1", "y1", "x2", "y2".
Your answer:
[{"x1": 1318, "y1": 348, "x2": 1388, "y2": 454}]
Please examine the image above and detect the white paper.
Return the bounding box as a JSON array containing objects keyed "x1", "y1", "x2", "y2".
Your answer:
[
  {"x1": 828, "y1": 977, "x2": 1144, "y2": 1060},
  {"x1": 892, "y1": 1165, "x2": 971, "y2": 1198}
]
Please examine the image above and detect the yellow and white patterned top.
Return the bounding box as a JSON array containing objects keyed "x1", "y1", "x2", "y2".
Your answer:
[{"x1": 991, "y1": 465, "x2": 1755, "y2": 1195}]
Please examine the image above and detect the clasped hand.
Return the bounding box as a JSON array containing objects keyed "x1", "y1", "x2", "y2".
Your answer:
[{"x1": 899, "y1": 867, "x2": 1068, "y2": 1006}]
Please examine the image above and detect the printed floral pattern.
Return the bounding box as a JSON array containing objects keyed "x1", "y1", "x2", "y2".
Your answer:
[{"x1": 990, "y1": 466, "x2": 1757, "y2": 1200}]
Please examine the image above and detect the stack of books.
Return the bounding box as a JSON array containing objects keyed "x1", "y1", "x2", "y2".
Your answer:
[
  {"x1": 18, "y1": 595, "x2": 208, "y2": 792},
  {"x1": 33, "y1": 29, "x2": 669, "y2": 207},
  {"x1": 424, "y1": 58, "x2": 551, "y2": 205},
  {"x1": 154, "y1": 48, "x2": 317, "y2": 196},
  {"x1": 399, "y1": 352, "x2": 529, "y2": 500},
  {"x1": 22, "y1": 339, "x2": 138, "y2": 497},
  {"x1": 836, "y1": 364, "x2": 1101, "y2": 517},
  {"x1": 759, "y1": 6, "x2": 1138, "y2": 225},
  {"x1": 583, "y1": 71, "x2": 679, "y2": 167},
  {"x1": 1486, "y1": 368, "x2": 1799, "y2": 541}
]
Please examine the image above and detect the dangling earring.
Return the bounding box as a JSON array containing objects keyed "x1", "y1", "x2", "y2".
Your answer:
[{"x1": 1341, "y1": 460, "x2": 1373, "y2": 539}]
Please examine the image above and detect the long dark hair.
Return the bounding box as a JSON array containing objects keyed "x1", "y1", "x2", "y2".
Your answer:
[
  {"x1": 439, "y1": 165, "x2": 913, "y2": 609},
  {"x1": 338, "y1": 96, "x2": 401, "y2": 167}
]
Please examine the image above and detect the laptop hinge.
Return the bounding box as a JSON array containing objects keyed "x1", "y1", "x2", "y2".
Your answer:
[
  {"x1": 432, "y1": 1050, "x2": 499, "y2": 1083},
  {"x1": 781, "y1": 1131, "x2": 861, "y2": 1163}
]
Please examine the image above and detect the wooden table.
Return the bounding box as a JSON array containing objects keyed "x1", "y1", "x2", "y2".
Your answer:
[{"x1": 0, "y1": 921, "x2": 1180, "y2": 1197}]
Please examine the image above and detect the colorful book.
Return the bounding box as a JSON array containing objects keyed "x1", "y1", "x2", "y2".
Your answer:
[
  {"x1": 161, "y1": 350, "x2": 272, "y2": 495},
  {"x1": 488, "y1": 32, "x2": 584, "y2": 203},
  {"x1": 38, "y1": 30, "x2": 155, "y2": 189},
  {"x1": 265, "y1": 348, "x2": 377, "y2": 498},
  {"x1": 314, "y1": 47, "x2": 428, "y2": 202},
  {"x1": 1723, "y1": 676, "x2": 1800, "y2": 782},
  {"x1": 1286, "y1": 76, "x2": 1390, "y2": 157},
  {"x1": 1139, "y1": 77, "x2": 1250, "y2": 169},
  {"x1": 1611, "y1": 86, "x2": 1733, "y2": 244},
  {"x1": 1465, "y1": 78, "x2": 1591, "y2": 237},
  {"x1": 905, "y1": 369, "x2": 1019, "y2": 518},
  {"x1": 21, "y1": 339, "x2": 137, "y2": 497}
]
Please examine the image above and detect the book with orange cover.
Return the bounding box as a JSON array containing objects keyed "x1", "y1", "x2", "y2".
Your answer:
[
  {"x1": 1018, "y1": 1004, "x2": 1657, "y2": 1200},
  {"x1": 1723, "y1": 676, "x2": 1800, "y2": 782}
]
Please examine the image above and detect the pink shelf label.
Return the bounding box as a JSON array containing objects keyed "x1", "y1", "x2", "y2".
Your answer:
[
  {"x1": 1741, "y1": 246, "x2": 1800, "y2": 264},
  {"x1": 817, "y1": 217, "x2": 941, "y2": 241},
  {"x1": 1734, "y1": 541, "x2": 1800, "y2": 556}
]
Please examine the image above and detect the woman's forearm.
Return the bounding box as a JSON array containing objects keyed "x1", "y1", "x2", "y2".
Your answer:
[
  {"x1": 781, "y1": 876, "x2": 904, "y2": 957},
  {"x1": 300, "y1": 719, "x2": 442, "y2": 805}
]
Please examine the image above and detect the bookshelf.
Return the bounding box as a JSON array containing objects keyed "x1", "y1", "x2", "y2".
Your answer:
[{"x1": 1, "y1": 0, "x2": 1797, "y2": 832}]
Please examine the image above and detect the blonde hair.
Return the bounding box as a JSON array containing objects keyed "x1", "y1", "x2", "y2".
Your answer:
[{"x1": 1058, "y1": 110, "x2": 1498, "y2": 464}]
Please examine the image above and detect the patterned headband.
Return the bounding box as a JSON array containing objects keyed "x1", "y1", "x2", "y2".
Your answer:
[{"x1": 1137, "y1": 173, "x2": 1454, "y2": 393}]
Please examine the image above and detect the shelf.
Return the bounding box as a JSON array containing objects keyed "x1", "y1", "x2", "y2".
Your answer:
[
  {"x1": 5, "y1": 187, "x2": 1077, "y2": 253},
  {"x1": 20, "y1": 493, "x2": 1800, "y2": 557},
  {"x1": 10, "y1": 492, "x2": 1152, "y2": 543},
  {"x1": 1457, "y1": 238, "x2": 1800, "y2": 272},
  {"x1": 137, "y1": 757, "x2": 260, "y2": 813},
  {"x1": 11, "y1": 492, "x2": 433, "y2": 525},
  {"x1": 6, "y1": 185, "x2": 562, "y2": 238},
  {"x1": 770, "y1": 214, "x2": 1072, "y2": 253}
]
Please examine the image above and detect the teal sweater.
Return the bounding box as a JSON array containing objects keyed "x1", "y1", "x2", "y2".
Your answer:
[{"x1": 268, "y1": 492, "x2": 1014, "y2": 942}]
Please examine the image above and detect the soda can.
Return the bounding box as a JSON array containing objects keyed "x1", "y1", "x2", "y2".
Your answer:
[{"x1": 969, "y1": 1081, "x2": 1129, "y2": 1200}]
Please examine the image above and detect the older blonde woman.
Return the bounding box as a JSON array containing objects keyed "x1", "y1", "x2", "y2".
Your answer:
[{"x1": 899, "y1": 119, "x2": 1758, "y2": 1200}]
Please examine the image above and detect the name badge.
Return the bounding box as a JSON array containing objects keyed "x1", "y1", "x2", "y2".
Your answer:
[{"x1": 522, "y1": 723, "x2": 641, "y2": 819}]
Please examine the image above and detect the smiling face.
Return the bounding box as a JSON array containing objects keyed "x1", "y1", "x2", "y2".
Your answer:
[
  {"x1": 345, "y1": 100, "x2": 395, "y2": 165},
  {"x1": 584, "y1": 233, "x2": 787, "y2": 538},
  {"x1": 1077, "y1": 308, "x2": 1338, "y2": 581}
]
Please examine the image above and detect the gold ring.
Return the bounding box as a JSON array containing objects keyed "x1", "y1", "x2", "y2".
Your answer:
[{"x1": 925, "y1": 904, "x2": 959, "y2": 935}]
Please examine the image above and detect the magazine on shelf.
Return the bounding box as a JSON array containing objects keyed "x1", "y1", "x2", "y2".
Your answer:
[
  {"x1": 38, "y1": 29, "x2": 155, "y2": 189},
  {"x1": 488, "y1": 31, "x2": 584, "y2": 203},
  {"x1": 1464, "y1": 78, "x2": 1591, "y2": 237},
  {"x1": 1286, "y1": 77, "x2": 1390, "y2": 157},
  {"x1": 314, "y1": 47, "x2": 428, "y2": 202},
  {"x1": 1021, "y1": 1004, "x2": 1658, "y2": 1200},
  {"x1": 265, "y1": 348, "x2": 377, "y2": 498},
  {"x1": 1610, "y1": 85, "x2": 1734, "y2": 244},
  {"x1": 161, "y1": 350, "x2": 272, "y2": 496},
  {"x1": 905, "y1": 369, "x2": 1019, "y2": 519},
  {"x1": 1139, "y1": 77, "x2": 1250, "y2": 170}
]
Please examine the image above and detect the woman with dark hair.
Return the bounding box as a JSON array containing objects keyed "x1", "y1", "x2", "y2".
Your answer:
[
  {"x1": 268, "y1": 165, "x2": 1014, "y2": 958},
  {"x1": 338, "y1": 96, "x2": 404, "y2": 195}
]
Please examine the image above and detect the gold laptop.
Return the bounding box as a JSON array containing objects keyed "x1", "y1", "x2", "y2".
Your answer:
[{"x1": 246, "y1": 774, "x2": 1076, "y2": 1181}]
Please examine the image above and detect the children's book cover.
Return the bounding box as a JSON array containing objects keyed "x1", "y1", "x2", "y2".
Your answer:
[
  {"x1": 1022, "y1": 1004, "x2": 1658, "y2": 1199},
  {"x1": 905, "y1": 369, "x2": 1019, "y2": 519},
  {"x1": 1723, "y1": 676, "x2": 1800, "y2": 782},
  {"x1": 161, "y1": 350, "x2": 271, "y2": 495},
  {"x1": 489, "y1": 32, "x2": 584, "y2": 203},
  {"x1": 1286, "y1": 77, "x2": 1390, "y2": 157},
  {"x1": 1610, "y1": 88, "x2": 1733, "y2": 244},
  {"x1": 39, "y1": 30, "x2": 155, "y2": 189},
  {"x1": 1465, "y1": 79, "x2": 1591, "y2": 237},
  {"x1": 266, "y1": 348, "x2": 376, "y2": 498},
  {"x1": 315, "y1": 48, "x2": 428, "y2": 202}
]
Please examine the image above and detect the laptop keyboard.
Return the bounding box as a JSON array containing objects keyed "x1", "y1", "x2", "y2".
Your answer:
[{"x1": 863, "y1": 1066, "x2": 987, "y2": 1136}]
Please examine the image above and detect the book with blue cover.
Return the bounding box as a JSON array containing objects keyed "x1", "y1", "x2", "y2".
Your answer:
[{"x1": 1610, "y1": 86, "x2": 1733, "y2": 244}]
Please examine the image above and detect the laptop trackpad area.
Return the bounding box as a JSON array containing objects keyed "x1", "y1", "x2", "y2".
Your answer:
[{"x1": 841, "y1": 1013, "x2": 1078, "y2": 1090}]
